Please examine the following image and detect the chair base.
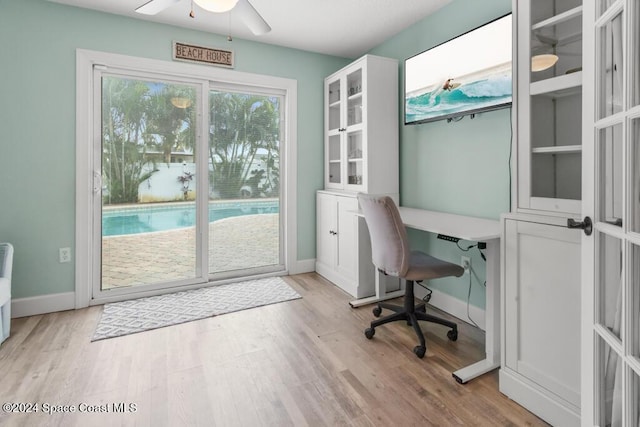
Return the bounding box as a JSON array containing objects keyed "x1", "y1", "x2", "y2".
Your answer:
[{"x1": 364, "y1": 280, "x2": 458, "y2": 358}]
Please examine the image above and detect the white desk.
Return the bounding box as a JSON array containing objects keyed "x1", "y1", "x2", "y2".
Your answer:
[{"x1": 351, "y1": 207, "x2": 501, "y2": 384}]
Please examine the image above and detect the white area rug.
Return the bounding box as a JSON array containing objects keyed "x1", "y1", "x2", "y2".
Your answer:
[{"x1": 92, "y1": 277, "x2": 300, "y2": 341}]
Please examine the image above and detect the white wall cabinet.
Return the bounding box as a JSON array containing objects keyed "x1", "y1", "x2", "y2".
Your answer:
[
  {"x1": 317, "y1": 55, "x2": 399, "y2": 299},
  {"x1": 501, "y1": 214, "x2": 581, "y2": 426},
  {"x1": 324, "y1": 54, "x2": 398, "y2": 194},
  {"x1": 501, "y1": 1, "x2": 585, "y2": 425},
  {"x1": 316, "y1": 191, "x2": 369, "y2": 297},
  {"x1": 514, "y1": 0, "x2": 583, "y2": 215}
]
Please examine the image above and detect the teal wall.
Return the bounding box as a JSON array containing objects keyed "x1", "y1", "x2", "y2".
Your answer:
[
  {"x1": 0, "y1": 0, "x2": 348, "y2": 299},
  {"x1": 369, "y1": 0, "x2": 512, "y2": 309},
  {"x1": 0, "y1": 0, "x2": 512, "y2": 311}
]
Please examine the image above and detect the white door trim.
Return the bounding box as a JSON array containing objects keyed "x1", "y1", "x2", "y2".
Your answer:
[{"x1": 75, "y1": 49, "x2": 297, "y2": 308}]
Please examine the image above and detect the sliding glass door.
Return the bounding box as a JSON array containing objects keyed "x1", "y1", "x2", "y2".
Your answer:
[
  {"x1": 92, "y1": 68, "x2": 284, "y2": 300},
  {"x1": 207, "y1": 88, "x2": 283, "y2": 278},
  {"x1": 98, "y1": 73, "x2": 201, "y2": 293}
]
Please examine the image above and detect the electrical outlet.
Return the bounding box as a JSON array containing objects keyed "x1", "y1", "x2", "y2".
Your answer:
[
  {"x1": 461, "y1": 256, "x2": 471, "y2": 273},
  {"x1": 59, "y1": 247, "x2": 71, "y2": 263}
]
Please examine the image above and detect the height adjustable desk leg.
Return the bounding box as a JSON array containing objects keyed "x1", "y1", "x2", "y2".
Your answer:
[{"x1": 452, "y1": 239, "x2": 501, "y2": 383}]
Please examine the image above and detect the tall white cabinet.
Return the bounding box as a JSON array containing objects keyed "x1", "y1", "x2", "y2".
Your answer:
[
  {"x1": 316, "y1": 55, "x2": 398, "y2": 298},
  {"x1": 501, "y1": 1, "x2": 584, "y2": 425}
]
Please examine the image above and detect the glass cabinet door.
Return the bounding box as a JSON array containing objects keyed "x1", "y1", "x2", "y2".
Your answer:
[
  {"x1": 326, "y1": 76, "x2": 343, "y2": 187},
  {"x1": 523, "y1": 0, "x2": 583, "y2": 213},
  {"x1": 326, "y1": 65, "x2": 365, "y2": 189},
  {"x1": 328, "y1": 134, "x2": 341, "y2": 185},
  {"x1": 346, "y1": 68, "x2": 362, "y2": 127},
  {"x1": 327, "y1": 78, "x2": 342, "y2": 131},
  {"x1": 347, "y1": 130, "x2": 363, "y2": 185}
]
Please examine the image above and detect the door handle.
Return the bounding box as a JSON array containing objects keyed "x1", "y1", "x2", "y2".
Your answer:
[
  {"x1": 567, "y1": 216, "x2": 593, "y2": 236},
  {"x1": 93, "y1": 171, "x2": 102, "y2": 194}
]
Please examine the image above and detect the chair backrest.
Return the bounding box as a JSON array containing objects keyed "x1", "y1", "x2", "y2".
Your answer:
[{"x1": 357, "y1": 194, "x2": 409, "y2": 277}]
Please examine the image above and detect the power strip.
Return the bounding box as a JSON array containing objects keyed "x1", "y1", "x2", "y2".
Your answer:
[{"x1": 437, "y1": 234, "x2": 460, "y2": 243}]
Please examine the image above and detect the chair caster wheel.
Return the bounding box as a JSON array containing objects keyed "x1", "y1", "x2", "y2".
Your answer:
[
  {"x1": 447, "y1": 329, "x2": 458, "y2": 341},
  {"x1": 413, "y1": 345, "x2": 426, "y2": 358},
  {"x1": 364, "y1": 327, "x2": 375, "y2": 339},
  {"x1": 372, "y1": 306, "x2": 382, "y2": 317}
]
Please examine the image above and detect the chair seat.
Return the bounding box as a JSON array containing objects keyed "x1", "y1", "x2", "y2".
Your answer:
[{"x1": 404, "y1": 251, "x2": 465, "y2": 281}]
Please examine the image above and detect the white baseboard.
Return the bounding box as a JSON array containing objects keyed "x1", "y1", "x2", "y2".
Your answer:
[
  {"x1": 414, "y1": 285, "x2": 486, "y2": 331},
  {"x1": 10, "y1": 261, "x2": 317, "y2": 318},
  {"x1": 11, "y1": 292, "x2": 76, "y2": 318},
  {"x1": 289, "y1": 258, "x2": 315, "y2": 275}
]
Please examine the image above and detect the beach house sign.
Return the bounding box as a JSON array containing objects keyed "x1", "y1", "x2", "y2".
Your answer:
[{"x1": 173, "y1": 41, "x2": 234, "y2": 68}]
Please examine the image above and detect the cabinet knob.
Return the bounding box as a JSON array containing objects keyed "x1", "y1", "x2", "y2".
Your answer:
[{"x1": 338, "y1": 127, "x2": 346, "y2": 132}]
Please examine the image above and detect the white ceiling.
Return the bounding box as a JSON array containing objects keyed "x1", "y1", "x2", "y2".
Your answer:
[{"x1": 48, "y1": 0, "x2": 451, "y2": 59}]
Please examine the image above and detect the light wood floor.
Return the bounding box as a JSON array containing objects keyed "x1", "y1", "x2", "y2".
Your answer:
[{"x1": 0, "y1": 273, "x2": 548, "y2": 427}]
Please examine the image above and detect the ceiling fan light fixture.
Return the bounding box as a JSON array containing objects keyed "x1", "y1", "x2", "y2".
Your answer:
[
  {"x1": 193, "y1": 0, "x2": 238, "y2": 13},
  {"x1": 531, "y1": 54, "x2": 559, "y2": 72},
  {"x1": 171, "y1": 97, "x2": 192, "y2": 108}
]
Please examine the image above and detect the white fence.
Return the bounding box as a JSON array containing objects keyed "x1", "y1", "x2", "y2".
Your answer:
[{"x1": 138, "y1": 162, "x2": 196, "y2": 203}]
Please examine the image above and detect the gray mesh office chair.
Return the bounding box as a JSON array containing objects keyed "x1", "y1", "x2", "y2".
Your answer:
[{"x1": 358, "y1": 194, "x2": 464, "y2": 358}]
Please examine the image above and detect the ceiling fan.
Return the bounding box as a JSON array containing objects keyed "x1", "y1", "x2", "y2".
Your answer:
[{"x1": 135, "y1": 0, "x2": 271, "y2": 35}]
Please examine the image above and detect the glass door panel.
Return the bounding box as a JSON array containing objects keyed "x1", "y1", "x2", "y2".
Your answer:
[
  {"x1": 597, "y1": 124, "x2": 623, "y2": 225},
  {"x1": 632, "y1": 370, "x2": 640, "y2": 426},
  {"x1": 598, "y1": 335, "x2": 622, "y2": 427},
  {"x1": 347, "y1": 68, "x2": 362, "y2": 126},
  {"x1": 347, "y1": 131, "x2": 363, "y2": 186},
  {"x1": 633, "y1": 119, "x2": 640, "y2": 234},
  {"x1": 597, "y1": 0, "x2": 616, "y2": 18},
  {"x1": 100, "y1": 76, "x2": 198, "y2": 291},
  {"x1": 208, "y1": 90, "x2": 283, "y2": 276},
  {"x1": 328, "y1": 134, "x2": 341, "y2": 184},
  {"x1": 633, "y1": 2, "x2": 640, "y2": 108},
  {"x1": 328, "y1": 79, "x2": 341, "y2": 131},
  {"x1": 530, "y1": 1, "x2": 582, "y2": 84},
  {"x1": 598, "y1": 11, "x2": 623, "y2": 119},
  {"x1": 597, "y1": 232, "x2": 622, "y2": 341},
  {"x1": 632, "y1": 244, "x2": 640, "y2": 360}
]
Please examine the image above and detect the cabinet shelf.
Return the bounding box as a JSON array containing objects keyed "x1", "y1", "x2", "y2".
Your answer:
[
  {"x1": 329, "y1": 100, "x2": 340, "y2": 108},
  {"x1": 530, "y1": 71, "x2": 582, "y2": 96},
  {"x1": 532, "y1": 5, "x2": 583, "y2": 31},
  {"x1": 532, "y1": 145, "x2": 582, "y2": 154}
]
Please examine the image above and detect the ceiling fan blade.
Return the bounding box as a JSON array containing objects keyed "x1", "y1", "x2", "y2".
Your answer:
[
  {"x1": 135, "y1": 0, "x2": 181, "y2": 15},
  {"x1": 235, "y1": 0, "x2": 271, "y2": 35}
]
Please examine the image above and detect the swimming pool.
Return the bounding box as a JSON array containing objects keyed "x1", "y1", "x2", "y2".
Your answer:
[{"x1": 102, "y1": 200, "x2": 279, "y2": 236}]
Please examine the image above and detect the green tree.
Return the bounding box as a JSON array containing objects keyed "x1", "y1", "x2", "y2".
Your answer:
[
  {"x1": 208, "y1": 92, "x2": 280, "y2": 199},
  {"x1": 145, "y1": 86, "x2": 195, "y2": 164},
  {"x1": 101, "y1": 78, "x2": 195, "y2": 204},
  {"x1": 102, "y1": 77, "x2": 155, "y2": 204}
]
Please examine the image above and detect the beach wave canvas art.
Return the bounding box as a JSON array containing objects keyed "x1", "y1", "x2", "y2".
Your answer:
[{"x1": 405, "y1": 14, "x2": 512, "y2": 124}]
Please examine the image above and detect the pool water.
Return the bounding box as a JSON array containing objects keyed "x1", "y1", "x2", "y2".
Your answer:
[{"x1": 102, "y1": 202, "x2": 279, "y2": 236}]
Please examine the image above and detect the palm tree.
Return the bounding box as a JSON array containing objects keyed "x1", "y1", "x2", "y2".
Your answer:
[
  {"x1": 208, "y1": 92, "x2": 280, "y2": 199},
  {"x1": 102, "y1": 77, "x2": 155, "y2": 204}
]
